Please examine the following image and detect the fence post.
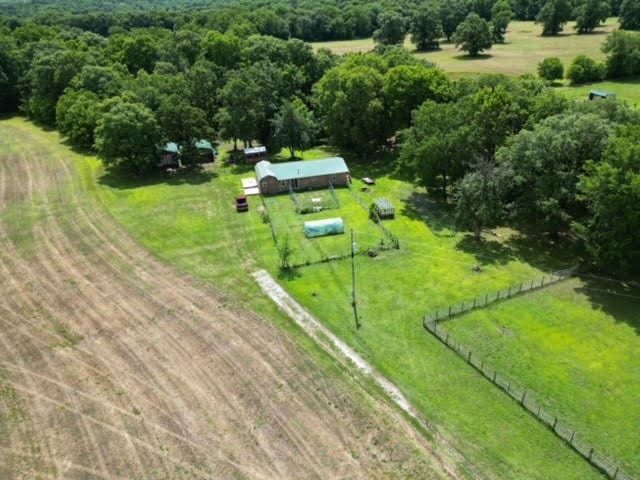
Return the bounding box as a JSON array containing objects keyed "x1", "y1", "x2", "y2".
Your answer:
[
  {"x1": 448, "y1": 306, "x2": 452, "y2": 317},
  {"x1": 508, "y1": 286, "x2": 512, "y2": 297},
  {"x1": 541, "y1": 276, "x2": 545, "y2": 287},
  {"x1": 521, "y1": 390, "x2": 527, "y2": 405},
  {"x1": 473, "y1": 298, "x2": 476, "y2": 308},
  {"x1": 445, "y1": 332, "x2": 449, "y2": 344},
  {"x1": 588, "y1": 448, "x2": 594, "y2": 460},
  {"x1": 552, "y1": 417, "x2": 558, "y2": 430},
  {"x1": 493, "y1": 371, "x2": 497, "y2": 382},
  {"x1": 506, "y1": 381, "x2": 511, "y2": 392},
  {"x1": 613, "y1": 466, "x2": 619, "y2": 479},
  {"x1": 497, "y1": 290, "x2": 500, "y2": 300},
  {"x1": 569, "y1": 431, "x2": 575, "y2": 444},
  {"x1": 519, "y1": 283, "x2": 523, "y2": 293},
  {"x1": 485, "y1": 293, "x2": 488, "y2": 305},
  {"x1": 531, "y1": 280, "x2": 534, "y2": 289},
  {"x1": 467, "y1": 350, "x2": 472, "y2": 362}
]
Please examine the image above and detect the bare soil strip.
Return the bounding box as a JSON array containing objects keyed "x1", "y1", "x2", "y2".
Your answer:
[{"x1": 0, "y1": 119, "x2": 460, "y2": 479}]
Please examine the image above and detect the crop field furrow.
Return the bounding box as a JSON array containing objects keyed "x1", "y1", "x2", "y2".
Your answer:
[{"x1": 0, "y1": 117, "x2": 455, "y2": 479}]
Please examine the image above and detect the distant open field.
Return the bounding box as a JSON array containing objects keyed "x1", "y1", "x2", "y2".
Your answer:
[
  {"x1": 0, "y1": 117, "x2": 458, "y2": 479},
  {"x1": 313, "y1": 19, "x2": 618, "y2": 76}
]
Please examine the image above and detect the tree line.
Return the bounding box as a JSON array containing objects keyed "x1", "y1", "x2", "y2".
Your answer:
[
  {"x1": 2, "y1": 0, "x2": 639, "y2": 46},
  {"x1": 0, "y1": 9, "x2": 639, "y2": 275}
]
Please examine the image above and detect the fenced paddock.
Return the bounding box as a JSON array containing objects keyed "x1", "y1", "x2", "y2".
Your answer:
[
  {"x1": 424, "y1": 319, "x2": 635, "y2": 480},
  {"x1": 289, "y1": 183, "x2": 340, "y2": 214},
  {"x1": 437, "y1": 277, "x2": 640, "y2": 478},
  {"x1": 263, "y1": 188, "x2": 395, "y2": 267}
]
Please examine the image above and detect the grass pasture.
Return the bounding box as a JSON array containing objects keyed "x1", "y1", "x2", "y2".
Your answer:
[
  {"x1": 560, "y1": 76, "x2": 640, "y2": 106},
  {"x1": 89, "y1": 146, "x2": 612, "y2": 479},
  {"x1": 312, "y1": 19, "x2": 618, "y2": 76},
  {"x1": 445, "y1": 276, "x2": 640, "y2": 474}
]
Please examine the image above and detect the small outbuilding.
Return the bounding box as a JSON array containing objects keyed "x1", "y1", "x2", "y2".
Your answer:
[
  {"x1": 159, "y1": 142, "x2": 180, "y2": 168},
  {"x1": 304, "y1": 217, "x2": 345, "y2": 238},
  {"x1": 589, "y1": 90, "x2": 616, "y2": 101},
  {"x1": 370, "y1": 198, "x2": 395, "y2": 220},
  {"x1": 244, "y1": 146, "x2": 267, "y2": 163},
  {"x1": 194, "y1": 139, "x2": 216, "y2": 163},
  {"x1": 255, "y1": 157, "x2": 350, "y2": 194}
]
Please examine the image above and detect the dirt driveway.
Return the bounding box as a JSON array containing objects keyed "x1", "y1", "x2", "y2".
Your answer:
[{"x1": 0, "y1": 119, "x2": 459, "y2": 479}]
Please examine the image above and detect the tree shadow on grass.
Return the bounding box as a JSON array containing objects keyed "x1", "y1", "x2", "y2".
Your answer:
[
  {"x1": 574, "y1": 275, "x2": 640, "y2": 334},
  {"x1": 400, "y1": 191, "x2": 458, "y2": 236},
  {"x1": 456, "y1": 229, "x2": 581, "y2": 270},
  {"x1": 453, "y1": 53, "x2": 493, "y2": 61},
  {"x1": 455, "y1": 234, "x2": 515, "y2": 266},
  {"x1": 98, "y1": 163, "x2": 218, "y2": 190}
]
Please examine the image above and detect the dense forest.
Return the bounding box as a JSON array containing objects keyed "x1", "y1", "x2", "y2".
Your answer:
[{"x1": 0, "y1": 0, "x2": 639, "y2": 275}]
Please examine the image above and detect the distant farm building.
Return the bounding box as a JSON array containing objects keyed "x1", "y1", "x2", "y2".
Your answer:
[
  {"x1": 159, "y1": 142, "x2": 180, "y2": 168},
  {"x1": 589, "y1": 90, "x2": 616, "y2": 101},
  {"x1": 244, "y1": 146, "x2": 268, "y2": 163},
  {"x1": 255, "y1": 157, "x2": 350, "y2": 194}
]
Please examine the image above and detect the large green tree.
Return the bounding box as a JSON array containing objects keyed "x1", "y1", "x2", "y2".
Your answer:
[
  {"x1": 439, "y1": 0, "x2": 469, "y2": 41},
  {"x1": 0, "y1": 34, "x2": 22, "y2": 112},
  {"x1": 272, "y1": 98, "x2": 317, "y2": 158},
  {"x1": 602, "y1": 30, "x2": 640, "y2": 78},
  {"x1": 383, "y1": 64, "x2": 452, "y2": 133},
  {"x1": 409, "y1": 4, "x2": 444, "y2": 51},
  {"x1": 496, "y1": 113, "x2": 612, "y2": 234},
  {"x1": 536, "y1": 0, "x2": 573, "y2": 35},
  {"x1": 453, "y1": 12, "x2": 493, "y2": 56},
  {"x1": 94, "y1": 100, "x2": 161, "y2": 173},
  {"x1": 619, "y1": 0, "x2": 640, "y2": 30},
  {"x1": 537, "y1": 57, "x2": 564, "y2": 81},
  {"x1": 56, "y1": 90, "x2": 102, "y2": 148},
  {"x1": 399, "y1": 98, "x2": 475, "y2": 199},
  {"x1": 313, "y1": 63, "x2": 388, "y2": 154},
  {"x1": 372, "y1": 11, "x2": 406, "y2": 46},
  {"x1": 455, "y1": 160, "x2": 505, "y2": 240},
  {"x1": 491, "y1": 0, "x2": 513, "y2": 43},
  {"x1": 574, "y1": 124, "x2": 640, "y2": 274},
  {"x1": 573, "y1": 0, "x2": 610, "y2": 33}
]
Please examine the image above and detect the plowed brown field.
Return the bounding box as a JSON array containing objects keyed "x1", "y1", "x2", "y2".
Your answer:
[{"x1": 0, "y1": 118, "x2": 458, "y2": 479}]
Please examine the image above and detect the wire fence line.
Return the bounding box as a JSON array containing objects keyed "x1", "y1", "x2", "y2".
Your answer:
[
  {"x1": 425, "y1": 266, "x2": 578, "y2": 324},
  {"x1": 347, "y1": 183, "x2": 400, "y2": 249},
  {"x1": 423, "y1": 319, "x2": 634, "y2": 480}
]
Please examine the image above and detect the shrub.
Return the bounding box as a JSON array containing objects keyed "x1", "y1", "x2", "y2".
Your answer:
[
  {"x1": 537, "y1": 57, "x2": 564, "y2": 81},
  {"x1": 566, "y1": 55, "x2": 605, "y2": 84}
]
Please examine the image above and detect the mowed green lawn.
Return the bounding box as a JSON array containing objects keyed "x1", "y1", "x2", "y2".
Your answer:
[
  {"x1": 313, "y1": 19, "x2": 618, "y2": 76},
  {"x1": 446, "y1": 277, "x2": 640, "y2": 474},
  {"x1": 75, "y1": 138, "x2": 612, "y2": 479}
]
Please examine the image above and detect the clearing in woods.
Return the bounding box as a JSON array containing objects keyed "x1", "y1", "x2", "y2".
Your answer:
[{"x1": 0, "y1": 117, "x2": 461, "y2": 479}]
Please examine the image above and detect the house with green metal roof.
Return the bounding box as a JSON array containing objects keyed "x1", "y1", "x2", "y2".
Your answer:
[{"x1": 255, "y1": 157, "x2": 350, "y2": 194}]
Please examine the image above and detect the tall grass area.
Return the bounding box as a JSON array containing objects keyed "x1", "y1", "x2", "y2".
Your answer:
[
  {"x1": 444, "y1": 277, "x2": 640, "y2": 475},
  {"x1": 83, "y1": 142, "x2": 608, "y2": 479},
  {"x1": 312, "y1": 19, "x2": 618, "y2": 76}
]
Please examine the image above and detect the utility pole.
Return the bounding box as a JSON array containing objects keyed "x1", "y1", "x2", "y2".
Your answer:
[{"x1": 351, "y1": 229, "x2": 361, "y2": 329}]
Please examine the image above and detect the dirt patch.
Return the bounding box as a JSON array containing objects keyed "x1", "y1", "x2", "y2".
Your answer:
[{"x1": 0, "y1": 119, "x2": 461, "y2": 479}]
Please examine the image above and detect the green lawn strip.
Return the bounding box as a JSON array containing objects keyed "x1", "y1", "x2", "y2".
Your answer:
[
  {"x1": 445, "y1": 278, "x2": 640, "y2": 475},
  {"x1": 312, "y1": 19, "x2": 618, "y2": 76}
]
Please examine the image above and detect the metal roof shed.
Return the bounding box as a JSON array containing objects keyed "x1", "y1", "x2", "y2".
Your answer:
[
  {"x1": 255, "y1": 158, "x2": 349, "y2": 182},
  {"x1": 371, "y1": 198, "x2": 395, "y2": 219}
]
